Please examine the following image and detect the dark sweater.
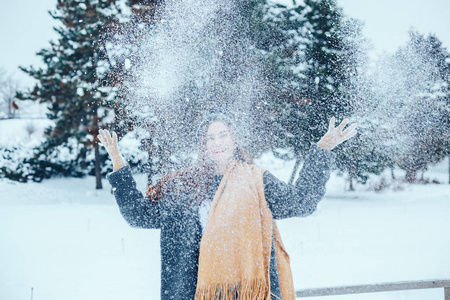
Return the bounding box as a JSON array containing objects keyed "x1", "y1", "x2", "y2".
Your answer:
[{"x1": 107, "y1": 143, "x2": 336, "y2": 299}]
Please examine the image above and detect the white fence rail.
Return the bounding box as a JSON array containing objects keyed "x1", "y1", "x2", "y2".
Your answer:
[{"x1": 296, "y1": 279, "x2": 450, "y2": 299}]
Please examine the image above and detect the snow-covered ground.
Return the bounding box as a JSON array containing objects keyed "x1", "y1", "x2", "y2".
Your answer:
[
  {"x1": 1, "y1": 150, "x2": 449, "y2": 300},
  {"x1": 0, "y1": 118, "x2": 53, "y2": 147}
]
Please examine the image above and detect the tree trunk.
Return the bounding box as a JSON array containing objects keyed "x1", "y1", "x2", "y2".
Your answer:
[
  {"x1": 95, "y1": 143, "x2": 102, "y2": 189},
  {"x1": 448, "y1": 154, "x2": 450, "y2": 184},
  {"x1": 391, "y1": 167, "x2": 395, "y2": 180},
  {"x1": 8, "y1": 96, "x2": 16, "y2": 118},
  {"x1": 348, "y1": 174, "x2": 354, "y2": 191},
  {"x1": 93, "y1": 113, "x2": 102, "y2": 190},
  {"x1": 405, "y1": 169, "x2": 417, "y2": 183},
  {"x1": 289, "y1": 156, "x2": 302, "y2": 185},
  {"x1": 8, "y1": 96, "x2": 12, "y2": 118}
]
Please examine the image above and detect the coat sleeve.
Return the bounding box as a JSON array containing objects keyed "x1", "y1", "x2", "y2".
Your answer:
[
  {"x1": 263, "y1": 143, "x2": 336, "y2": 219},
  {"x1": 107, "y1": 165, "x2": 161, "y2": 229}
]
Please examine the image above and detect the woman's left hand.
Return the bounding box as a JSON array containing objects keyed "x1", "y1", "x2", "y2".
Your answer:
[{"x1": 317, "y1": 117, "x2": 358, "y2": 151}]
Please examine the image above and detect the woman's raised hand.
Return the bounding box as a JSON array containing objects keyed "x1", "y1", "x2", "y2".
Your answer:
[
  {"x1": 98, "y1": 129, "x2": 127, "y2": 171},
  {"x1": 317, "y1": 117, "x2": 358, "y2": 151}
]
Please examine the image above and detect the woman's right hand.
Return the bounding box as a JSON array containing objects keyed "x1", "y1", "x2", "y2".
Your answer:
[{"x1": 98, "y1": 129, "x2": 127, "y2": 171}]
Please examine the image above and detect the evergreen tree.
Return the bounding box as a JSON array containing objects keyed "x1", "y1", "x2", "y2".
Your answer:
[
  {"x1": 261, "y1": 0, "x2": 357, "y2": 182},
  {"x1": 334, "y1": 120, "x2": 393, "y2": 191},
  {"x1": 328, "y1": 18, "x2": 386, "y2": 189},
  {"x1": 105, "y1": 0, "x2": 161, "y2": 185},
  {"x1": 354, "y1": 30, "x2": 450, "y2": 185},
  {"x1": 108, "y1": 0, "x2": 285, "y2": 179},
  {"x1": 394, "y1": 31, "x2": 450, "y2": 183},
  {"x1": 17, "y1": 0, "x2": 125, "y2": 187}
]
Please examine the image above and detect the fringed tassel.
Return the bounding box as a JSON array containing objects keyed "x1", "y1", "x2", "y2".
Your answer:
[{"x1": 195, "y1": 279, "x2": 270, "y2": 300}]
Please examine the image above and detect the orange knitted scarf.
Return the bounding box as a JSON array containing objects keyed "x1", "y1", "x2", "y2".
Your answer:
[{"x1": 195, "y1": 161, "x2": 295, "y2": 300}]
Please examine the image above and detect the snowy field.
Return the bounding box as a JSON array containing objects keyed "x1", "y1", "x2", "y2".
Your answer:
[
  {"x1": 1, "y1": 150, "x2": 449, "y2": 300},
  {"x1": 0, "y1": 118, "x2": 53, "y2": 148}
]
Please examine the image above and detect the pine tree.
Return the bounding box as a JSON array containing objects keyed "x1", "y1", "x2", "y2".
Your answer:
[
  {"x1": 107, "y1": 0, "x2": 285, "y2": 179},
  {"x1": 353, "y1": 30, "x2": 450, "y2": 186},
  {"x1": 327, "y1": 18, "x2": 386, "y2": 188},
  {"x1": 261, "y1": 0, "x2": 356, "y2": 182},
  {"x1": 104, "y1": 0, "x2": 161, "y2": 185},
  {"x1": 394, "y1": 31, "x2": 450, "y2": 183},
  {"x1": 17, "y1": 0, "x2": 125, "y2": 187}
]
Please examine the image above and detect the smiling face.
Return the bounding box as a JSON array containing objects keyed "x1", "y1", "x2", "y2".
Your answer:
[{"x1": 205, "y1": 121, "x2": 237, "y2": 170}]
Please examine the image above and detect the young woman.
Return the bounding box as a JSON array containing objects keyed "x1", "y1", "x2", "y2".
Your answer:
[{"x1": 99, "y1": 113, "x2": 357, "y2": 300}]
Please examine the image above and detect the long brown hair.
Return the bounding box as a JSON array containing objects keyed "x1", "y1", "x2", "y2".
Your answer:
[{"x1": 146, "y1": 114, "x2": 252, "y2": 207}]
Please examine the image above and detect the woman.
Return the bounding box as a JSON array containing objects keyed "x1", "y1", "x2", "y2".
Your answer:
[{"x1": 99, "y1": 113, "x2": 357, "y2": 300}]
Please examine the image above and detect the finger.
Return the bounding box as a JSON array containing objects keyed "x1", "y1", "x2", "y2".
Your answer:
[
  {"x1": 103, "y1": 130, "x2": 113, "y2": 145},
  {"x1": 329, "y1": 116, "x2": 335, "y2": 131},
  {"x1": 98, "y1": 130, "x2": 105, "y2": 144},
  {"x1": 102, "y1": 130, "x2": 113, "y2": 148},
  {"x1": 342, "y1": 123, "x2": 357, "y2": 136},
  {"x1": 112, "y1": 131, "x2": 118, "y2": 146},
  {"x1": 343, "y1": 129, "x2": 357, "y2": 141},
  {"x1": 337, "y1": 118, "x2": 349, "y2": 132},
  {"x1": 100, "y1": 130, "x2": 109, "y2": 145}
]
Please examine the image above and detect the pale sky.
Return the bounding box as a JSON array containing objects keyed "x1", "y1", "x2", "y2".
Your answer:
[
  {"x1": 338, "y1": 0, "x2": 450, "y2": 55},
  {"x1": 0, "y1": 0, "x2": 449, "y2": 87}
]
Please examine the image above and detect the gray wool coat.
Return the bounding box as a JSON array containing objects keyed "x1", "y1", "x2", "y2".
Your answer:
[{"x1": 107, "y1": 143, "x2": 336, "y2": 300}]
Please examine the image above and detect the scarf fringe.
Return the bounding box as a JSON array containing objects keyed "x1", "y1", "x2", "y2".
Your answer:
[{"x1": 195, "y1": 279, "x2": 270, "y2": 300}]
